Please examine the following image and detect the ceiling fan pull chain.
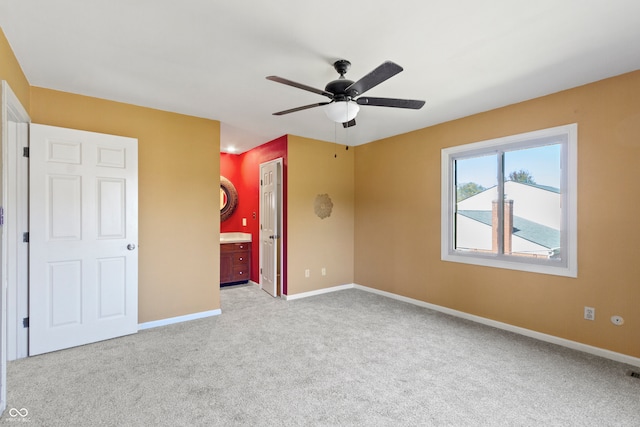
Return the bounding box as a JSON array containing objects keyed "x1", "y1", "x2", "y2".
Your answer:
[{"x1": 334, "y1": 121, "x2": 338, "y2": 158}]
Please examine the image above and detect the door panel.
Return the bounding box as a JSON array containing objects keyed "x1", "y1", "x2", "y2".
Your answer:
[
  {"x1": 97, "y1": 256, "x2": 127, "y2": 318},
  {"x1": 49, "y1": 260, "x2": 82, "y2": 326},
  {"x1": 260, "y1": 160, "x2": 280, "y2": 297},
  {"x1": 29, "y1": 123, "x2": 138, "y2": 356},
  {"x1": 97, "y1": 178, "x2": 126, "y2": 238},
  {"x1": 49, "y1": 175, "x2": 82, "y2": 239}
]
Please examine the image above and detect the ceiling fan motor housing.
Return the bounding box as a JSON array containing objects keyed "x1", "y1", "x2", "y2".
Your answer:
[
  {"x1": 325, "y1": 79, "x2": 355, "y2": 101},
  {"x1": 328, "y1": 60, "x2": 358, "y2": 99}
]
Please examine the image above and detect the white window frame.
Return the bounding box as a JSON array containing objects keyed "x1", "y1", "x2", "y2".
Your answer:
[{"x1": 441, "y1": 124, "x2": 577, "y2": 277}]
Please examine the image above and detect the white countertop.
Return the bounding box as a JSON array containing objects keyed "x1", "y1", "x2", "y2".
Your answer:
[{"x1": 220, "y1": 232, "x2": 252, "y2": 243}]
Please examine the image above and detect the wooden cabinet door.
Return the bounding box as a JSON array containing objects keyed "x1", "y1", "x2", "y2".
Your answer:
[{"x1": 220, "y1": 251, "x2": 233, "y2": 284}]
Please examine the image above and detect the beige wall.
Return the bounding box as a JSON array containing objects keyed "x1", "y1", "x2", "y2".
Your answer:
[
  {"x1": 2, "y1": 28, "x2": 221, "y2": 324},
  {"x1": 30, "y1": 88, "x2": 221, "y2": 323},
  {"x1": 287, "y1": 135, "x2": 354, "y2": 294},
  {"x1": 0, "y1": 28, "x2": 30, "y2": 111},
  {"x1": 355, "y1": 70, "x2": 640, "y2": 358}
]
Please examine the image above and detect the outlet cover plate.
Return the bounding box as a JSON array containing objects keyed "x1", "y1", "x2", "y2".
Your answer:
[{"x1": 584, "y1": 306, "x2": 595, "y2": 321}]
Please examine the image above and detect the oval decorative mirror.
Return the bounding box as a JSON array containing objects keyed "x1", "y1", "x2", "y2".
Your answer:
[{"x1": 220, "y1": 176, "x2": 238, "y2": 222}]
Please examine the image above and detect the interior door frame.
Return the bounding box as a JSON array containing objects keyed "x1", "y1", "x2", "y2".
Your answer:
[
  {"x1": 1, "y1": 80, "x2": 31, "y2": 414},
  {"x1": 259, "y1": 158, "x2": 283, "y2": 296}
]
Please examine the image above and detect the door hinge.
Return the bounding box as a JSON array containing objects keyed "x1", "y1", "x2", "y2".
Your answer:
[
  {"x1": 22, "y1": 232, "x2": 29, "y2": 243},
  {"x1": 260, "y1": 179, "x2": 263, "y2": 186},
  {"x1": 23, "y1": 317, "x2": 29, "y2": 328},
  {"x1": 23, "y1": 147, "x2": 29, "y2": 157}
]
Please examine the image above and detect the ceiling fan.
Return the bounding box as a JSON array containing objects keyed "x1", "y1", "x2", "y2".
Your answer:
[{"x1": 266, "y1": 60, "x2": 425, "y2": 128}]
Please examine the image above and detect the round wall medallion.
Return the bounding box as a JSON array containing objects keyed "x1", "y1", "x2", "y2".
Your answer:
[
  {"x1": 314, "y1": 193, "x2": 333, "y2": 219},
  {"x1": 220, "y1": 176, "x2": 238, "y2": 222}
]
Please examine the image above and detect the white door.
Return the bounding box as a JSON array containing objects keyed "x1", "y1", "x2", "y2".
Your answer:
[
  {"x1": 260, "y1": 160, "x2": 281, "y2": 297},
  {"x1": 29, "y1": 124, "x2": 138, "y2": 356}
]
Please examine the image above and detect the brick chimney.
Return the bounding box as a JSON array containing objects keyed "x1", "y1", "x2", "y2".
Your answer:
[{"x1": 492, "y1": 199, "x2": 513, "y2": 254}]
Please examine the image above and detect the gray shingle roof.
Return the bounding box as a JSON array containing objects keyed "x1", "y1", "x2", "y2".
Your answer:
[
  {"x1": 457, "y1": 210, "x2": 560, "y2": 249},
  {"x1": 515, "y1": 181, "x2": 560, "y2": 194}
]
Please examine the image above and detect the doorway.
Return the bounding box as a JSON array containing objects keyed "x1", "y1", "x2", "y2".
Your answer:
[
  {"x1": 259, "y1": 158, "x2": 283, "y2": 297},
  {"x1": 1, "y1": 87, "x2": 140, "y2": 360},
  {"x1": 1, "y1": 80, "x2": 30, "y2": 414}
]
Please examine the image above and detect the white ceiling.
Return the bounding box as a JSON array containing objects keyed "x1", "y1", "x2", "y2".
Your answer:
[{"x1": 1, "y1": 1, "x2": 639, "y2": 153}]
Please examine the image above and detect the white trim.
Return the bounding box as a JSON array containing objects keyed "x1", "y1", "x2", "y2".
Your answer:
[
  {"x1": 283, "y1": 283, "x2": 355, "y2": 301},
  {"x1": 2, "y1": 82, "x2": 30, "y2": 361},
  {"x1": 441, "y1": 124, "x2": 578, "y2": 278},
  {"x1": 1, "y1": 81, "x2": 31, "y2": 415},
  {"x1": 137, "y1": 309, "x2": 221, "y2": 330},
  {"x1": 6, "y1": 121, "x2": 29, "y2": 361},
  {"x1": 352, "y1": 284, "x2": 640, "y2": 368}
]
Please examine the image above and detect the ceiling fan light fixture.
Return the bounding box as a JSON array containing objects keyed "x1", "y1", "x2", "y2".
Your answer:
[{"x1": 324, "y1": 101, "x2": 360, "y2": 123}]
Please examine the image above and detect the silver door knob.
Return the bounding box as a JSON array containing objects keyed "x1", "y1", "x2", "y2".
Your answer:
[{"x1": 127, "y1": 244, "x2": 136, "y2": 250}]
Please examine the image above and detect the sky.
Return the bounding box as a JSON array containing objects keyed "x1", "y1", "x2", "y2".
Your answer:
[{"x1": 456, "y1": 143, "x2": 561, "y2": 189}]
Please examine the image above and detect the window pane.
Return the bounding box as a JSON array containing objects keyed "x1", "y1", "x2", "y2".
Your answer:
[
  {"x1": 442, "y1": 124, "x2": 576, "y2": 277},
  {"x1": 503, "y1": 144, "x2": 561, "y2": 259},
  {"x1": 455, "y1": 154, "x2": 497, "y2": 253}
]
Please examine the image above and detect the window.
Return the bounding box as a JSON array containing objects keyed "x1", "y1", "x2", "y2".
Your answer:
[{"x1": 441, "y1": 124, "x2": 577, "y2": 277}]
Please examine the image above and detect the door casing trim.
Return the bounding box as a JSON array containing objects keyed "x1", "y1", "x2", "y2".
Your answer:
[{"x1": 2, "y1": 81, "x2": 30, "y2": 363}]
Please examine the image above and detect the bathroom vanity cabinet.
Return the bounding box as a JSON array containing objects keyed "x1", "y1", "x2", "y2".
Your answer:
[{"x1": 220, "y1": 242, "x2": 251, "y2": 285}]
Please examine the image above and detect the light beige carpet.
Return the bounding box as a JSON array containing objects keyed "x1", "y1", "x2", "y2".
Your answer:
[{"x1": 2, "y1": 284, "x2": 638, "y2": 426}]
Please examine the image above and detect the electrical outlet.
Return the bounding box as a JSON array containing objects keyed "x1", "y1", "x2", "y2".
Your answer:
[
  {"x1": 321, "y1": 267, "x2": 326, "y2": 276},
  {"x1": 584, "y1": 306, "x2": 595, "y2": 321},
  {"x1": 304, "y1": 269, "x2": 310, "y2": 278}
]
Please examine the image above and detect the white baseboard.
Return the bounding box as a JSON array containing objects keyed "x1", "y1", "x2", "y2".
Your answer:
[
  {"x1": 147, "y1": 283, "x2": 639, "y2": 367},
  {"x1": 142, "y1": 281, "x2": 258, "y2": 330},
  {"x1": 352, "y1": 284, "x2": 640, "y2": 368},
  {"x1": 283, "y1": 283, "x2": 355, "y2": 301},
  {"x1": 138, "y1": 309, "x2": 222, "y2": 330}
]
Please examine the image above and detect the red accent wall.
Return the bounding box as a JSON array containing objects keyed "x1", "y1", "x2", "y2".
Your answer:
[{"x1": 220, "y1": 136, "x2": 288, "y2": 293}]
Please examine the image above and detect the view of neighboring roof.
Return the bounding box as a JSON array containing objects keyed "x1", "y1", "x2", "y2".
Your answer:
[
  {"x1": 457, "y1": 180, "x2": 562, "y2": 232},
  {"x1": 523, "y1": 182, "x2": 560, "y2": 194},
  {"x1": 458, "y1": 181, "x2": 560, "y2": 203},
  {"x1": 457, "y1": 210, "x2": 560, "y2": 250}
]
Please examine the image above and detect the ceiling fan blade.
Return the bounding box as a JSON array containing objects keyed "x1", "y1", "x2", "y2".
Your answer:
[
  {"x1": 272, "y1": 102, "x2": 330, "y2": 116},
  {"x1": 342, "y1": 119, "x2": 356, "y2": 128},
  {"x1": 345, "y1": 61, "x2": 403, "y2": 97},
  {"x1": 356, "y1": 97, "x2": 425, "y2": 109},
  {"x1": 266, "y1": 76, "x2": 334, "y2": 98}
]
